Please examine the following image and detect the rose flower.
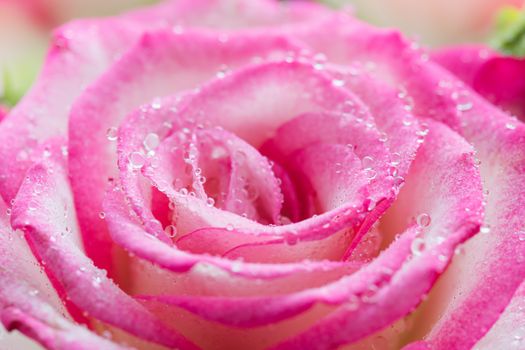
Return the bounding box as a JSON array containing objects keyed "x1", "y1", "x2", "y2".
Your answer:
[{"x1": 0, "y1": 1, "x2": 524, "y2": 349}]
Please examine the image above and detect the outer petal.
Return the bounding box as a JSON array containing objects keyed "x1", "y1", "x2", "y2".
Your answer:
[
  {"x1": 313, "y1": 18, "x2": 525, "y2": 349},
  {"x1": 10, "y1": 141, "x2": 197, "y2": 350},
  {"x1": 474, "y1": 279, "x2": 525, "y2": 349},
  {"x1": 0, "y1": 193, "x2": 126, "y2": 350},
  {"x1": 0, "y1": 15, "x2": 163, "y2": 202}
]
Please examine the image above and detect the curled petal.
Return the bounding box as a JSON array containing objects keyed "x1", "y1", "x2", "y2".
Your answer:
[{"x1": 11, "y1": 142, "x2": 197, "y2": 350}]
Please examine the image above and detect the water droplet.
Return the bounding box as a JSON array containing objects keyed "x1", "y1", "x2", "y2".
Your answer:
[
  {"x1": 92, "y1": 276, "x2": 102, "y2": 288},
  {"x1": 99, "y1": 212, "x2": 106, "y2": 219},
  {"x1": 151, "y1": 99, "x2": 162, "y2": 110},
  {"x1": 506, "y1": 122, "x2": 517, "y2": 130},
  {"x1": 480, "y1": 225, "x2": 491, "y2": 234},
  {"x1": 206, "y1": 197, "x2": 215, "y2": 207},
  {"x1": 454, "y1": 246, "x2": 465, "y2": 255},
  {"x1": 365, "y1": 168, "x2": 377, "y2": 180},
  {"x1": 43, "y1": 148, "x2": 52, "y2": 158},
  {"x1": 517, "y1": 230, "x2": 525, "y2": 241},
  {"x1": 211, "y1": 146, "x2": 227, "y2": 159},
  {"x1": 393, "y1": 176, "x2": 405, "y2": 186},
  {"x1": 313, "y1": 53, "x2": 326, "y2": 70},
  {"x1": 417, "y1": 213, "x2": 431, "y2": 227},
  {"x1": 226, "y1": 224, "x2": 234, "y2": 231},
  {"x1": 129, "y1": 152, "x2": 145, "y2": 169},
  {"x1": 390, "y1": 152, "x2": 401, "y2": 166},
  {"x1": 411, "y1": 238, "x2": 426, "y2": 256},
  {"x1": 362, "y1": 156, "x2": 374, "y2": 169},
  {"x1": 243, "y1": 183, "x2": 259, "y2": 201},
  {"x1": 164, "y1": 225, "x2": 177, "y2": 238},
  {"x1": 28, "y1": 200, "x2": 38, "y2": 211},
  {"x1": 332, "y1": 79, "x2": 345, "y2": 87},
  {"x1": 456, "y1": 101, "x2": 473, "y2": 112},
  {"x1": 106, "y1": 127, "x2": 118, "y2": 141},
  {"x1": 216, "y1": 65, "x2": 230, "y2": 79},
  {"x1": 388, "y1": 166, "x2": 399, "y2": 177},
  {"x1": 143, "y1": 133, "x2": 160, "y2": 151}
]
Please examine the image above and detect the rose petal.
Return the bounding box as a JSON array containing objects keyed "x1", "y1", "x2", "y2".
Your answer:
[
  {"x1": 69, "y1": 29, "x2": 300, "y2": 272},
  {"x1": 0, "y1": 190, "x2": 126, "y2": 350},
  {"x1": 0, "y1": 11, "x2": 175, "y2": 203},
  {"x1": 130, "y1": 118, "x2": 482, "y2": 350},
  {"x1": 320, "y1": 18, "x2": 525, "y2": 349},
  {"x1": 10, "y1": 142, "x2": 197, "y2": 350},
  {"x1": 431, "y1": 45, "x2": 497, "y2": 85},
  {"x1": 104, "y1": 185, "x2": 362, "y2": 279},
  {"x1": 473, "y1": 279, "x2": 525, "y2": 349},
  {"x1": 433, "y1": 45, "x2": 525, "y2": 120}
]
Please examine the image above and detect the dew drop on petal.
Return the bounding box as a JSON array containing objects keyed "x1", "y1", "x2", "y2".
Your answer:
[
  {"x1": 365, "y1": 169, "x2": 377, "y2": 180},
  {"x1": 165, "y1": 225, "x2": 177, "y2": 238},
  {"x1": 454, "y1": 246, "x2": 465, "y2": 255},
  {"x1": 206, "y1": 197, "x2": 215, "y2": 207},
  {"x1": 313, "y1": 53, "x2": 326, "y2": 70},
  {"x1": 216, "y1": 65, "x2": 230, "y2": 79},
  {"x1": 480, "y1": 225, "x2": 491, "y2": 234},
  {"x1": 129, "y1": 152, "x2": 145, "y2": 169},
  {"x1": 226, "y1": 223, "x2": 234, "y2": 231},
  {"x1": 99, "y1": 212, "x2": 106, "y2": 220},
  {"x1": 332, "y1": 79, "x2": 345, "y2": 87},
  {"x1": 151, "y1": 99, "x2": 162, "y2": 110},
  {"x1": 416, "y1": 213, "x2": 431, "y2": 227},
  {"x1": 456, "y1": 101, "x2": 473, "y2": 112},
  {"x1": 506, "y1": 122, "x2": 517, "y2": 130},
  {"x1": 106, "y1": 127, "x2": 118, "y2": 141},
  {"x1": 411, "y1": 238, "x2": 426, "y2": 256},
  {"x1": 390, "y1": 152, "x2": 401, "y2": 166},
  {"x1": 28, "y1": 200, "x2": 38, "y2": 211},
  {"x1": 143, "y1": 133, "x2": 160, "y2": 151},
  {"x1": 362, "y1": 156, "x2": 374, "y2": 169}
]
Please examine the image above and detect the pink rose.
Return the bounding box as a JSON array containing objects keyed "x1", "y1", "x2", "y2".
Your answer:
[{"x1": 1, "y1": 1, "x2": 524, "y2": 349}]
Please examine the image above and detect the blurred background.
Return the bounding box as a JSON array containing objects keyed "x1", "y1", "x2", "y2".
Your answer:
[{"x1": 1, "y1": 0, "x2": 524, "y2": 107}]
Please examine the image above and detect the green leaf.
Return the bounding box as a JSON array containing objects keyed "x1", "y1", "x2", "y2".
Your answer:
[
  {"x1": 491, "y1": 6, "x2": 525, "y2": 57},
  {"x1": 1, "y1": 50, "x2": 43, "y2": 107}
]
